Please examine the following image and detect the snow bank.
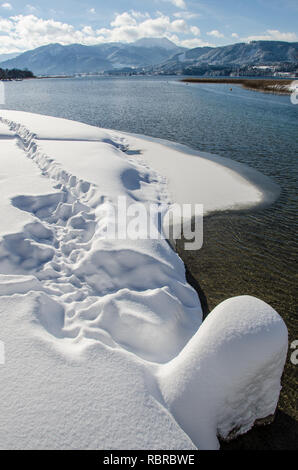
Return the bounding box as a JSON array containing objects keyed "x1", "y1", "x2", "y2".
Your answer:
[
  {"x1": 0, "y1": 110, "x2": 287, "y2": 449},
  {"x1": 116, "y1": 133, "x2": 280, "y2": 213},
  {"x1": 0, "y1": 110, "x2": 280, "y2": 215}
]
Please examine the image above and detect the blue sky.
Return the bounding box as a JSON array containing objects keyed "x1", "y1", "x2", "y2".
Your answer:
[{"x1": 0, "y1": 0, "x2": 297, "y2": 54}]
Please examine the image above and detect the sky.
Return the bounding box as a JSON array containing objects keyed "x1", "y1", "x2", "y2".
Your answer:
[{"x1": 0, "y1": 0, "x2": 297, "y2": 54}]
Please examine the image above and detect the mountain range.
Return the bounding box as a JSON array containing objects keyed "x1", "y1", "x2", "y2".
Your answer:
[
  {"x1": 152, "y1": 40, "x2": 298, "y2": 74},
  {"x1": 0, "y1": 38, "x2": 185, "y2": 75},
  {"x1": 0, "y1": 39, "x2": 297, "y2": 76}
]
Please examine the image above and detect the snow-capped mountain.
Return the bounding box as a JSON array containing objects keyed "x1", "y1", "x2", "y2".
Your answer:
[{"x1": 0, "y1": 39, "x2": 185, "y2": 75}]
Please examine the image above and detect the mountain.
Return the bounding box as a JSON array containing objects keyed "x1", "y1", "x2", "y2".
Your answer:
[
  {"x1": 1, "y1": 40, "x2": 296, "y2": 76},
  {"x1": 151, "y1": 41, "x2": 298, "y2": 74},
  {"x1": 133, "y1": 37, "x2": 180, "y2": 51},
  {"x1": 0, "y1": 43, "x2": 112, "y2": 75},
  {"x1": 0, "y1": 52, "x2": 20, "y2": 63},
  {"x1": 0, "y1": 39, "x2": 185, "y2": 75}
]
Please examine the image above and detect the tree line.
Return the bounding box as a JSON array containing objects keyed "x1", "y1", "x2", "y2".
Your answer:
[{"x1": 0, "y1": 68, "x2": 34, "y2": 80}]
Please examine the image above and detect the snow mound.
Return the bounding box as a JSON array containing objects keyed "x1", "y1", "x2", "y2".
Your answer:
[{"x1": 158, "y1": 296, "x2": 288, "y2": 449}]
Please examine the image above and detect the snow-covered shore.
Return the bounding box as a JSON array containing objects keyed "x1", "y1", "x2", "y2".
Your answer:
[{"x1": 0, "y1": 110, "x2": 287, "y2": 449}]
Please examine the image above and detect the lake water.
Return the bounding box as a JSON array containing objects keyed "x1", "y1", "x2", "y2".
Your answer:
[{"x1": 1, "y1": 76, "x2": 297, "y2": 433}]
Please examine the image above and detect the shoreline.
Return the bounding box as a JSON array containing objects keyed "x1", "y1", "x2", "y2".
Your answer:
[
  {"x1": 120, "y1": 132, "x2": 280, "y2": 213},
  {"x1": 181, "y1": 77, "x2": 294, "y2": 95},
  {"x1": 0, "y1": 109, "x2": 279, "y2": 215},
  {"x1": 0, "y1": 110, "x2": 292, "y2": 450}
]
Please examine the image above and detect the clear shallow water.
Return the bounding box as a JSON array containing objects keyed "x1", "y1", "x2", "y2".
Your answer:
[{"x1": 1, "y1": 76, "x2": 297, "y2": 426}]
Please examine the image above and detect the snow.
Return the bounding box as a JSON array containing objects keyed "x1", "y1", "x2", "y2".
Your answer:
[
  {"x1": 0, "y1": 110, "x2": 280, "y2": 215},
  {"x1": 158, "y1": 296, "x2": 288, "y2": 450},
  {"x1": 0, "y1": 110, "x2": 287, "y2": 450},
  {"x1": 133, "y1": 38, "x2": 179, "y2": 50},
  {"x1": 0, "y1": 128, "x2": 61, "y2": 237},
  {"x1": 289, "y1": 80, "x2": 298, "y2": 92},
  {"x1": 118, "y1": 132, "x2": 280, "y2": 213},
  {"x1": 0, "y1": 294, "x2": 196, "y2": 450}
]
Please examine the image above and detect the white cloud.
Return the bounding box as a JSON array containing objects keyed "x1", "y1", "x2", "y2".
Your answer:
[
  {"x1": 1, "y1": 2, "x2": 12, "y2": 9},
  {"x1": 88, "y1": 8, "x2": 96, "y2": 14},
  {"x1": 0, "y1": 17, "x2": 12, "y2": 32},
  {"x1": 231, "y1": 33, "x2": 239, "y2": 38},
  {"x1": 82, "y1": 26, "x2": 93, "y2": 35},
  {"x1": 131, "y1": 11, "x2": 150, "y2": 20},
  {"x1": 0, "y1": 14, "x2": 98, "y2": 53},
  {"x1": 96, "y1": 11, "x2": 198, "y2": 44},
  {"x1": 169, "y1": 0, "x2": 187, "y2": 8},
  {"x1": 170, "y1": 19, "x2": 189, "y2": 33},
  {"x1": 207, "y1": 30, "x2": 224, "y2": 38},
  {"x1": 174, "y1": 11, "x2": 200, "y2": 20},
  {"x1": 161, "y1": 0, "x2": 186, "y2": 9},
  {"x1": 0, "y1": 11, "x2": 205, "y2": 54},
  {"x1": 190, "y1": 26, "x2": 200, "y2": 36},
  {"x1": 111, "y1": 12, "x2": 137, "y2": 28},
  {"x1": 245, "y1": 29, "x2": 298, "y2": 42}
]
